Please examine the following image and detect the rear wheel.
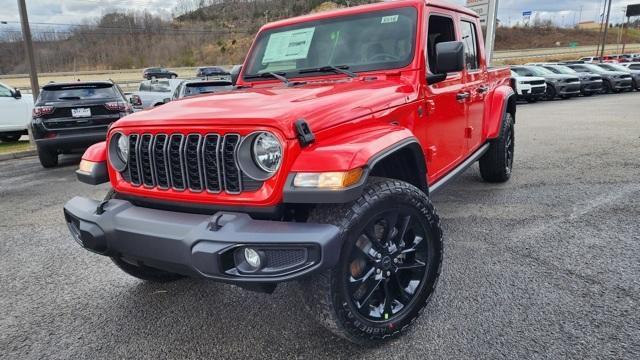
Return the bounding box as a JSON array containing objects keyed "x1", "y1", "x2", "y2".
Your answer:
[
  {"x1": 479, "y1": 112, "x2": 515, "y2": 183},
  {"x1": 602, "y1": 80, "x2": 612, "y2": 94},
  {"x1": 38, "y1": 148, "x2": 58, "y2": 168},
  {"x1": 298, "y1": 178, "x2": 443, "y2": 344},
  {"x1": 0, "y1": 134, "x2": 21, "y2": 142}
]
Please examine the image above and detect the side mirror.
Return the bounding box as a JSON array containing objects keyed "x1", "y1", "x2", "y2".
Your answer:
[
  {"x1": 163, "y1": 98, "x2": 171, "y2": 104},
  {"x1": 12, "y1": 89, "x2": 22, "y2": 99},
  {"x1": 427, "y1": 41, "x2": 465, "y2": 85}
]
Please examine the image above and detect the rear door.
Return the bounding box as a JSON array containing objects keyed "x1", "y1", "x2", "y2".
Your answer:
[
  {"x1": 423, "y1": 11, "x2": 468, "y2": 182},
  {"x1": 459, "y1": 17, "x2": 486, "y2": 151}
]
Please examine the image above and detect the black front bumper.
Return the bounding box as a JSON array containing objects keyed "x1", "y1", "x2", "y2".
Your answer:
[{"x1": 63, "y1": 197, "x2": 341, "y2": 283}]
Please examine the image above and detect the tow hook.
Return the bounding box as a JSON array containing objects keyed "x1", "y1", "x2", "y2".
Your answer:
[{"x1": 208, "y1": 214, "x2": 224, "y2": 232}]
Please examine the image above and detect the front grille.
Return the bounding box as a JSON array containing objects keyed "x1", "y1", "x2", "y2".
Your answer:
[
  {"x1": 527, "y1": 80, "x2": 545, "y2": 86},
  {"x1": 125, "y1": 132, "x2": 263, "y2": 194}
]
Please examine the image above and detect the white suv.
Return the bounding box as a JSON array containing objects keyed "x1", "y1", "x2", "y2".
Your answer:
[
  {"x1": 510, "y1": 71, "x2": 547, "y2": 103},
  {"x1": 0, "y1": 81, "x2": 33, "y2": 142}
]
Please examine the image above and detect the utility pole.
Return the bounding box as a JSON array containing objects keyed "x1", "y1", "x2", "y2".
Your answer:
[
  {"x1": 595, "y1": 0, "x2": 607, "y2": 58},
  {"x1": 17, "y1": 0, "x2": 39, "y2": 100},
  {"x1": 17, "y1": 0, "x2": 38, "y2": 146},
  {"x1": 622, "y1": 15, "x2": 630, "y2": 53},
  {"x1": 599, "y1": 0, "x2": 613, "y2": 60}
]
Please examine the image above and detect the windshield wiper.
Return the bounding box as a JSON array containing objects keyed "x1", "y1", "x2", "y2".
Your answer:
[
  {"x1": 298, "y1": 65, "x2": 357, "y2": 78},
  {"x1": 244, "y1": 71, "x2": 289, "y2": 85}
]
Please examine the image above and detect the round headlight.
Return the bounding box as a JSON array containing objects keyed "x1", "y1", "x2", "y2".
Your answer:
[
  {"x1": 117, "y1": 134, "x2": 129, "y2": 162},
  {"x1": 252, "y1": 132, "x2": 282, "y2": 173},
  {"x1": 108, "y1": 132, "x2": 128, "y2": 172}
]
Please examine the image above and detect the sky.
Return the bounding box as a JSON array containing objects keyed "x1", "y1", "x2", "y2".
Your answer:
[{"x1": 0, "y1": 0, "x2": 638, "y2": 30}]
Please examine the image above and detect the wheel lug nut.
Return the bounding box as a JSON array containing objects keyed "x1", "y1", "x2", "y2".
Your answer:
[
  {"x1": 386, "y1": 271, "x2": 391, "y2": 276},
  {"x1": 376, "y1": 269, "x2": 381, "y2": 274},
  {"x1": 393, "y1": 258, "x2": 398, "y2": 263},
  {"x1": 376, "y1": 254, "x2": 381, "y2": 259}
]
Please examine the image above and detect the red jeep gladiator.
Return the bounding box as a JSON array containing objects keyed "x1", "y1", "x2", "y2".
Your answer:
[{"x1": 64, "y1": 0, "x2": 515, "y2": 344}]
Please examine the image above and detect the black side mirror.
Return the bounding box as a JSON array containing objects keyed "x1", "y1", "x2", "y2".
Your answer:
[
  {"x1": 427, "y1": 41, "x2": 465, "y2": 85},
  {"x1": 12, "y1": 88, "x2": 22, "y2": 99}
]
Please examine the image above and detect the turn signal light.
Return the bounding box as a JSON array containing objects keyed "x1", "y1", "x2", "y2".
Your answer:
[
  {"x1": 293, "y1": 168, "x2": 364, "y2": 189},
  {"x1": 78, "y1": 160, "x2": 97, "y2": 174}
]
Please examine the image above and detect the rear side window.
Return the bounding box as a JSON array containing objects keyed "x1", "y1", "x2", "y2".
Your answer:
[
  {"x1": 629, "y1": 64, "x2": 640, "y2": 70},
  {"x1": 426, "y1": 15, "x2": 456, "y2": 73},
  {"x1": 139, "y1": 81, "x2": 171, "y2": 92},
  {"x1": 460, "y1": 20, "x2": 479, "y2": 71},
  {"x1": 40, "y1": 84, "x2": 117, "y2": 101}
]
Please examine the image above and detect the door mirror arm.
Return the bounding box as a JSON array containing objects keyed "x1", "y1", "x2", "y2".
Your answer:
[{"x1": 11, "y1": 89, "x2": 22, "y2": 99}]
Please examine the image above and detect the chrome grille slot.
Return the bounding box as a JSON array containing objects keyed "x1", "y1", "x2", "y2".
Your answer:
[
  {"x1": 153, "y1": 134, "x2": 169, "y2": 189},
  {"x1": 168, "y1": 134, "x2": 186, "y2": 190},
  {"x1": 128, "y1": 134, "x2": 141, "y2": 186},
  {"x1": 139, "y1": 134, "x2": 154, "y2": 187},
  {"x1": 184, "y1": 134, "x2": 204, "y2": 192},
  {"x1": 121, "y1": 132, "x2": 263, "y2": 194},
  {"x1": 203, "y1": 134, "x2": 222, "y2": 193},
  {"x1": 221, "y1": 134, "x2": 242, "y2": 194}
]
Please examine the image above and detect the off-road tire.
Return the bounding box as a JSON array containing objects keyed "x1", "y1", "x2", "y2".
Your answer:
[
  {"x1": 479, "y1": 112, "x2": 515, "y2": 183},
  {"x1": 298, "y1": 178, "x2": 443, "y2": 345},
  {"x1": 111, "y1": 257, "x2": 184, "y2": 283},
  {"x1": 38, "y1": 149, "x2": 58, "y2": 168}
]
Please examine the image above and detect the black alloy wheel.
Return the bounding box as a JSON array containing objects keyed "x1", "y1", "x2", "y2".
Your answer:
[{"x1": 346, "y1": 208, "x2": 431, "y2": 322}]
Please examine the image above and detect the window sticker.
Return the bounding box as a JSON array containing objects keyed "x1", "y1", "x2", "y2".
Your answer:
[
  {"x1": 381, "y1": 15, "x2": 399, "y2": 24},
  {"x1": 262, "y1": 27, "x2": 316, "y2": 64}
]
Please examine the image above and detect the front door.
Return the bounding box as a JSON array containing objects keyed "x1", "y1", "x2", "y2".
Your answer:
[{"x1": 423, "y1": 12, "x2": 468, "y2": 183}]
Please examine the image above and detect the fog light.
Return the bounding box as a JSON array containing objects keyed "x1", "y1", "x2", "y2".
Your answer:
[{"x1": 244, "y1": 248, "x2": 262, "y2": 269}]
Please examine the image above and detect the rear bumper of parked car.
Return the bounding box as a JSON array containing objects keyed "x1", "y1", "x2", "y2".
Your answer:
[
  {"x1": 63, "y1": 197, "x2": 342, "y2": 283},
  {"x1": 34, "y1": 128, "x2": 107, "y2": 151}
]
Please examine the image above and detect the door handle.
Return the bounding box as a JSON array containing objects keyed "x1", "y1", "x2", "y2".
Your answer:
[
  {"x1": 456, "y1": 92, "x2": 470, "y2": 102},
  {"x1": 477, "y1": 85, "x2": 489, "y2": 94}
]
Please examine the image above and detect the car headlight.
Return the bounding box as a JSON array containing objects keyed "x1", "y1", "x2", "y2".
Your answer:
[
  {"x1": 108, "y1": 132, "x2": 128, "y2": 172},
  {"x1": 237, "y1": 131, "x2": 282, "y2": 181},
  {"x1": 253, "y1": 132, "x2": 282, "y2": 172}
]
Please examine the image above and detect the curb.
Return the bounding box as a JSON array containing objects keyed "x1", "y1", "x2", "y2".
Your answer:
[{"x1": 0, "y1": 149, "x2": 37, "y2": 162}]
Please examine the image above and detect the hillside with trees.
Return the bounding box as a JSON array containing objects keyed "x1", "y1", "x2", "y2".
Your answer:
[{"x1": 0, "y1": 0, "x2": 638, "y2": 74}]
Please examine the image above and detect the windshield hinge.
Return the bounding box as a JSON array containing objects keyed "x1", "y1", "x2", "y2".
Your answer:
[{"x1": 295, "y1": 119, "x2": 315, "y2": 147}]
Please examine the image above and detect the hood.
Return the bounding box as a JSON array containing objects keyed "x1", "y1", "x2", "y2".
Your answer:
[{"x1": 115, "y1": 76, "x2": 417, "y2": 139}]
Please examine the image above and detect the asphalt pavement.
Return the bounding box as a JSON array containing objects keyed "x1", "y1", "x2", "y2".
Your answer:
[{"x1": 1, "y1": 92, "x2": 639, "y2": 359}]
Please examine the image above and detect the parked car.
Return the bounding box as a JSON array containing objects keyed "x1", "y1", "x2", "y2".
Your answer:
[
  {"x1": 594, "y1": 63, "x2": 640, "y2": 90},
  {"x1": 230, "y1": 65, "x2": 242, "y2": 85},
  {"x1": 196, "y1": 66, "x2": 230, "y2": 78},
  {"x1": 563, "y1": 63, "x2": 633, "y2": 93},
  {"x1": 171, "y1": 79, "x2": 234, "y2": 100},
  {"x1": 142, "y1": 67, "x2": 178, "y2": 80},
  {"x1": 510, "y1": 71, "x2": 546, "y2": 102},
  {"x1": 129, "y1": 79, "x2": 183, "y2": 110},
  {"x1": 0, "y1": 81, "x2": 33, "y2": 142},
  {"x1": 511, "y1": 65, "x2": 581, "y2": 100},
  {"x1": 579, "y1": 57, "x2": 602, "y2": 63},
  {"x1": 31, "y1": 81, "x2": 131, "y2": 168},
  {"x1": 64, "y1": 0, "x2": 516, "y2": 345},
  {"x1": 540, "y1": 64, "x2": 603, "y2": 96}
]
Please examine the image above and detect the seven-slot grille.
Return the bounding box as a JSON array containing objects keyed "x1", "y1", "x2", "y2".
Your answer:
[{"x1": 125, "y1": 132, "x2": 255, "y2": 194}]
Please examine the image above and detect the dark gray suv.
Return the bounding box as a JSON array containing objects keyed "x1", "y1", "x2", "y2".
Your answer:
[
  {"x1": 511, "y1": 66, "x2": 581, "y2": 100},
  {"x1": 541, "y1": 64, "x2": 603, "y2": 96},
  {"x1": 564, "y1": 63, "x2": 633, "y2": 93}
]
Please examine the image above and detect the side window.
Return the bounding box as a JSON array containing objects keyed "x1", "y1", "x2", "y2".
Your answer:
[
  {"x1": 630, "y1": 64, "x2": 640, "y2": 70},
  {"x1": 426, "y1": 15, "x2": 456, "y2": 73},
  {"x1": 0, "y1": 84, "x2": 12, "y2": 97},
  {"x1": 460, "y1": 20, "x2": 479, "y2": 71}
]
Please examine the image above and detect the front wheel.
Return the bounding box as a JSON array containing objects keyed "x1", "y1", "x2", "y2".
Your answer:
[
  {"x1": 479, "y1": 112, "x2": 515, "y2": 183},
  {"x1": 298, "y1": 178, "x2": 443, "y2": 344},
  {"x1": 545, "y1": 85, "x2": 557, "y2": 100},
  {"x1": 602, "y1": 80, "x2": 612, "y2": 94}
]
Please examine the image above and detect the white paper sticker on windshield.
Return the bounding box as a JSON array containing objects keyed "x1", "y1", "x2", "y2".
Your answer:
[
  {"x1": 381, "y1": 15, "x2": 399, "y2": 24},
  {"x1": 262, "y1": 27, "x2": 316, "y2": 64}
]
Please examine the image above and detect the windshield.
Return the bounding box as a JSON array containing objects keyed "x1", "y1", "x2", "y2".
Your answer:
[
  {"x1": 40, "y1": 84, "x2": 117, "y2": 101},
  {"x1": 183, "y1": 82, "x2": 233, "y2": 97},
  {"x1": 139, "y1": 81, "x2": 171, "y2": 92},
  {"x1": 527, "y1": 66, "x2": 554, "y2": 76},
  {"x1": 581, "y1": 64, "x2": 608, "y2": 73},
  {"x1": 598, "y1": 63, "x2": 628, "y2": 72},
  {"x1": 546, "y1": 65, "x2": 577, "y2": 75},
  {"x1": 243, "y1": 7, "x2": 417, "y2": 80}
]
